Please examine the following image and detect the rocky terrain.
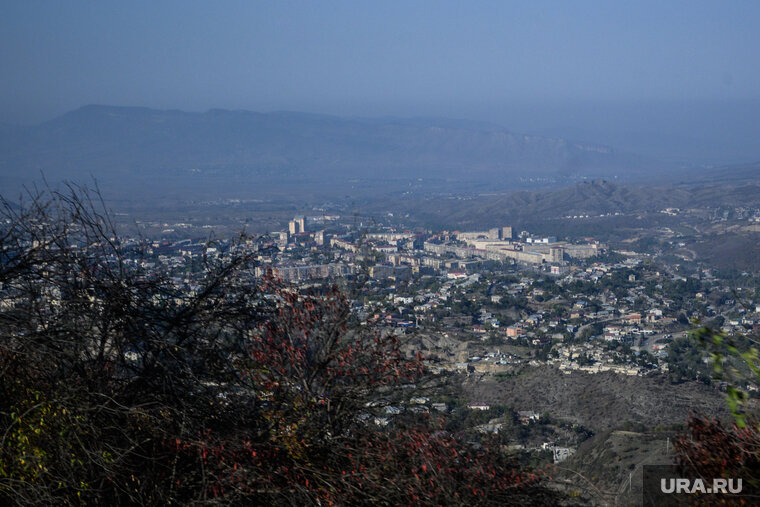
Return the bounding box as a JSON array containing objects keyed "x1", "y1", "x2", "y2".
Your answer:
[{"x1": 462, "y1": 366, "x2": 728, "y2": 432}]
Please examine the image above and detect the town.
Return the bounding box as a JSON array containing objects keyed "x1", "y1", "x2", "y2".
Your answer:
[
  {"x1": 124, "y1": 212, "x2": 760, "y2": 382},
  {"x1": 20, "y1": 206, "x2": 750, "y2": 470}
]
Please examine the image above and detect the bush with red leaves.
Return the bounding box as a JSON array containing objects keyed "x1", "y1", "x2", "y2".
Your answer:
[{"x1": 674, "y1": 415, "x2": 760, "y2": 504}]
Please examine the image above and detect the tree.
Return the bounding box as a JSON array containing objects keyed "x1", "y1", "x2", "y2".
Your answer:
[
  {"x1": 0, "y1": 186, "x2": 557, "y2": 505},
  {"x1": 674, "y1": 415, "x2": 760, "y2": 502},
  {"x1": 672, "y1": 322, "x2": 760, "y2": 501}
]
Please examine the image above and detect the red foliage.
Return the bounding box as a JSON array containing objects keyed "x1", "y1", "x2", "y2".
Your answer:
[
  {"x1": 161, "y1": 425, "x2": 548, "y2": 505},
  {"x1": 150, "y1": 274, "x2": 554, "y2": 505},
  {"x1": 675, "y1": 415, "x2": 760, "y2": 503}
]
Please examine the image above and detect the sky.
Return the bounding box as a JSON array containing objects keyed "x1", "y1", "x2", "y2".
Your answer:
[{"x1": 2, "y1": 1, "x2": 760, "y2": 142}]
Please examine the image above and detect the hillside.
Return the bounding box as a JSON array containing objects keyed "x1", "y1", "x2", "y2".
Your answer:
[
  {"x1": 369, "y1": 178, "x2": 760, "y2": 230},
  {"x1": 558, "y1": 429, "x2": 676, "y2": 505},
  {"x1": 0, "y1": 105, "x2": 647, "y2": 198},
  {"x1": 462, "y1": 367, "x2": 728, "y2": 432}
]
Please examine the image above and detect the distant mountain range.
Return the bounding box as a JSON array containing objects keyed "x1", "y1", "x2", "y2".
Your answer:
[
  {"x1": 0, "y1": 105, "x2": 651, "y2": 199},
  {"x1": 367, "y1": 177, "x2": 760, "y2": 230}
]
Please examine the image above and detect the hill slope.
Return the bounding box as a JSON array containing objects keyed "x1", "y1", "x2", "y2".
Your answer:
[
  {"x1": 0, "y1": 105, "x2": 646, "y2": 197},
  {"x1": 370, "y1": 178, "x2": 760, "y2": 229}
]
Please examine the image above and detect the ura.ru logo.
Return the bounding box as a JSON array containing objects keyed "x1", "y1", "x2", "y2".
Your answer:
[{"x1": 661, "y1": 478, "x2": 742, "y2": 495}]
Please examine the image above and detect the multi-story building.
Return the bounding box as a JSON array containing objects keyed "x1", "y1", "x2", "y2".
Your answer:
[{"x1": 295, "y1": 215, "x2": 306, "y2": 233}]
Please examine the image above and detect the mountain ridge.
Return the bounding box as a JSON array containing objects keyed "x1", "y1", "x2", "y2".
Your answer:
[
  {"x1": 0, "y1": 105, "x2": 651, "y2": 199},
  {"x1": 366, "y1": 177, "x2": 760, "y2": 230}
]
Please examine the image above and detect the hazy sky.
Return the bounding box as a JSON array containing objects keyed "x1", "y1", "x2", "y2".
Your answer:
[{"x1": 2, "y1": 1, "x2": 759, "y2": 126}]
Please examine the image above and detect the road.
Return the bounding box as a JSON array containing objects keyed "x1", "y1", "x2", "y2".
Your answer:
[{"x1": 637, "y1": 330, "x2": 688, "y2": 354}]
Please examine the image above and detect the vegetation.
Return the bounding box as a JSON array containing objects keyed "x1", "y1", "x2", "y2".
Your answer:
[
  {"x1": 0, "y1": 188, "x2": 556, "y2": 505},
  {"x1": 670, "y1": 322, "x2": 760, "y2": 501}
]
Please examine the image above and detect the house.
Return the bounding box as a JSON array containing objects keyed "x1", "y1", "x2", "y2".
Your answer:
[
  {"x1": 517, "y1": 411, "x2": 540, "y2": 424},
  {"x1": 476, "y1": 422, "x2": 503, "y2": 434},
  {"x1": 526, "y1": 314, "x2": 542, "y2": 326},
  {"x1": 553, "y1": 447, "x2": 575, "y2": 463},
  {"x1": 468, "y1": 403, "x2": 491, "y2": 411}
]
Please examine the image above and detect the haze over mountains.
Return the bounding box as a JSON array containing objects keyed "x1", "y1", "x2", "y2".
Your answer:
[
  {"x1": 2, "y1": 104, "x2": 759, "y2": 215},
  {"x1": 0, "y1": 105, "x2": 653, "y2": 199},
  {"x1": 363, "y1": 177, "x2": 760, "y2": 230}
]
